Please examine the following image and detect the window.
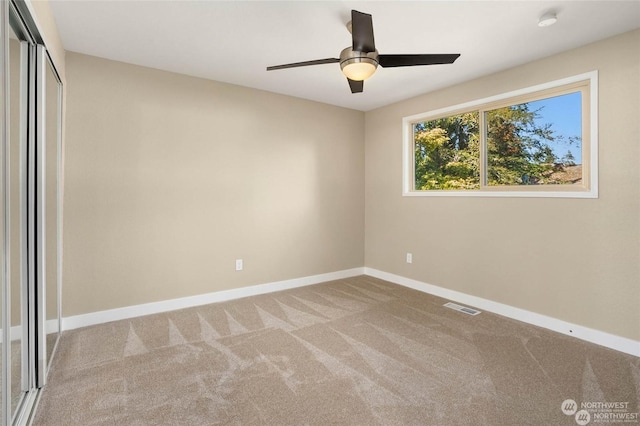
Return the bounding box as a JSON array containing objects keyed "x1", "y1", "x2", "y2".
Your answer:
[{"x1": 403, "y1": 72, "x2": 598, "y2": 198}]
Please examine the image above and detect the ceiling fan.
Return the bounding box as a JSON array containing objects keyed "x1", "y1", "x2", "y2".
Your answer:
[{"x1": 266, "y1": 10, "x2": 461, "y2": 94}]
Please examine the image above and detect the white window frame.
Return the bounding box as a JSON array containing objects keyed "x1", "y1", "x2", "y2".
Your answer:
[{"x1": 402, "y1": 71, "x2": 598, "y2": 198}]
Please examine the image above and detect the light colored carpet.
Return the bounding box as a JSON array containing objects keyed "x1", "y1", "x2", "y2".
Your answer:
[
  {"x1": 33, "y1": 276, "x2": 639, "y2": 425},
  {"x1": 0, "y1": 340, "x2": 25, "y2": 418}
]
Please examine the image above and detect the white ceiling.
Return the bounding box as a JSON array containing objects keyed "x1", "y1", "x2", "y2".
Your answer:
[{"x1": 49, "y1": 1, "x2": 640, "y2": 111}]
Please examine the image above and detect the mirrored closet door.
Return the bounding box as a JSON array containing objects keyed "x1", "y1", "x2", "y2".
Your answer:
[
  {"x1": 7, "y1": 5, "x2": 30, "y2": 420},
  {"x1": 2, "y1": 0, "x2": 63, "y2": 424},
  {"x1": 37, "y1": 44, "x2": 62, "y2": 387}
]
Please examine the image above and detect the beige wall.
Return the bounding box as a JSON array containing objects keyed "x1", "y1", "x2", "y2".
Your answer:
[
  {"x1": 364, "y1": 29, "x2": 640, "y2": 341},
  {"x1": 63, "y1": 29, "x2": 638, "y2": 343},
  {"x1": 63, "y1": 52, "x2": 365, "y2": 316}
]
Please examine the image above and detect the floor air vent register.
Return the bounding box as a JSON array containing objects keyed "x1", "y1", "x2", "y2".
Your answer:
[{"x1": 443, "y1": 302, "x2": 481, "y2": 316}]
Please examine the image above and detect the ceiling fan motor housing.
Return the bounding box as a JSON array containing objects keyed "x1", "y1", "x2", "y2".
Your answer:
[{"x1": 339, "y1": 47, "x2": 379, "y2": 81}]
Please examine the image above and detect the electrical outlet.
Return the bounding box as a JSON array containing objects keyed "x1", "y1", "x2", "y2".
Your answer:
[
  {"x1": 235, "y1": 259, "x2": 243, "y2": 271},
  {"x1": 406, "y1": 253, "x2": 413, "y2": 264}
]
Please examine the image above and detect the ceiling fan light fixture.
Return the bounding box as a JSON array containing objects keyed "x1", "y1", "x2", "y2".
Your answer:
[
  {"x1": 341, "y1": 60, "x2": 377, "y2": 81},
  {"x1": 340, "y1": 47, "x2": 379, "y2": 81}
]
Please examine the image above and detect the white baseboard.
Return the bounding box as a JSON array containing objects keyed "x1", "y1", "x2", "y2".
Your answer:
[
  {"x1": 364, "y1": 268, "x2": 640, "y2": 358},
  {"x1": 59, "y1": 266, "x2": 639, "y2": 357},
  {"x1": 0, "y1": 319, "x2": 60, "y2": 343},
  {"x1": 61, "y1": 267, "x2": 365, "y2": 331}
]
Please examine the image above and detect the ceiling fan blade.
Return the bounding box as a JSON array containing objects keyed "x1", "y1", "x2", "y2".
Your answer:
[
  {"x1": 347, "y1": 78, "x2": 363, "y2": 94},
  {"x1": 351, "y1": 10, "x2": 376, "y2": 53},
  {"x1": 267, "y1": 58, "x2": 339, "y2": 71},
  {"x1": 378, "y1": 54, "x2": 461, "y2": 68}
]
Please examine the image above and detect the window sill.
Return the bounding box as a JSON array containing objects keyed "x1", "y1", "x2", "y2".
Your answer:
[{"x1": 402, "y1": 188, "x2": 598, "y2": 198}]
